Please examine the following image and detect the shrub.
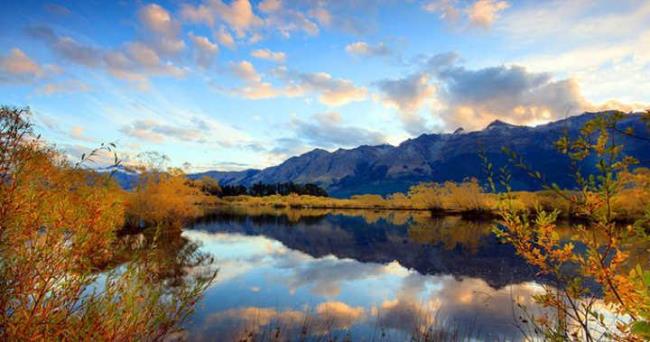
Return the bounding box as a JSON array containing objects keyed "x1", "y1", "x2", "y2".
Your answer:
[
  {"x1": 493, "y1": 111, "x2": 650, "y2": 340},
  {"x1": 125, "y1": 168, "x2": 210, "y2": 228},
  {"x1": 0, "y1": 106, "x2": 215, "y2": 341}
]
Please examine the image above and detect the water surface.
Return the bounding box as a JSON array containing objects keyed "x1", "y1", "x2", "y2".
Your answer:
[{"x1": 177, "y1": 210, "x2": 549, "y2": 341}]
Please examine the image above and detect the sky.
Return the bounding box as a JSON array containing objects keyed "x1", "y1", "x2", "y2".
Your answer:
[{"x1": 1, "y1": 0, "x2": 649, "y2": 171}]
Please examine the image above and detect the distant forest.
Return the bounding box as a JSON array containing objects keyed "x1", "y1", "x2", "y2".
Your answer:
[{"x1": 219, "y1": 182, "x2": 328, "y2": 197}]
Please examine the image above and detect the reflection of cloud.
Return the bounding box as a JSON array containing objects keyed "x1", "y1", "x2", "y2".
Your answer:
[
  {"x1": 315, "y1": 301, "x2": 365, "y2": 329},
  {"x1": 284, "y1": 256, "x2": 400, "y2": 297},
  {"x1": 185, "y1": 223, "x2": 620, "y2": 341},
  {"x1": 201, "y1": 301, "x2": 365, "y2": 340},
  {"x1": 375, "y1": 273, "x2": 545, "y2": 338},
  {"x1": 202, "y1": 306, "x2": 304, "y2": 341}
]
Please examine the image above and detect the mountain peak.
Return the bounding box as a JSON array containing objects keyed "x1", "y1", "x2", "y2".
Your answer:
[
  {"x1": 486, "y1": 119, "x2": 516, "y2": 130},
  {"x1": 304, "y1": 148, "x2": 330, "y2": 157},
  {"x1": 190, "y1": 111, "x2": 648, "y2": 197}
]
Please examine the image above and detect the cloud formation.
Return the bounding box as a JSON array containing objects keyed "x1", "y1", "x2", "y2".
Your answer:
[
  {"x1": 26, "y1": 26, "x2": 102, "y2": 67},
  {"x1": 188, "y1": 33, "x2": 219, "y2": 68},
  {"x1": 202, "y1": 301, "x2": 365, "y2": 339},
  {"x1": 345, "y1": 41, "x2": 391, "y2": 57},
  {"x1": 376, "y1": 73, "x2": 436, "y2": 134},
  {"x1": 27, "y1": 24, "x2": 185, "y2": 89},
  {"x1": 375, "y1": 51, "x2": 628, "y2": 133},
  {"x1": 138, "y1": 4, "x2": 185, "y2": 55},
  {"x1": 120, "y1": 114, "x2": 250, "y2": 148},
  {"x1": 428, "y1": 53, "x2": 591, "y2": 129},
  {"x1": 292, "y1": 112, "x2": 387, "y2": 149},
  {"x1": 251, "y1": 48, "x2": 286, "y2": 63},
  {"x1": 229, "y1": 60, "x2": 262, "y2": 83},
  {"x1": 181, "y1": 0, "x2": 263, "y2": 37},
  {"x1": 0, "y1": 48, "x2": 47, "y2": 82},
  {"x1": 293, "y1": 71, "x2": 367, "y2": 106},
  {"x1": 466, "y1": 0, "x2": 510, "y2": 27},
  {"x1": 423, "y1": 0, "x2": 509, "y2": 28},
  {"x1": 214, "y1": 27, "x2": 236, "y2": 48},
  {"x1": 37, "y1": 80, "x2": 91, "y2": 95},
  {"x1": 225, "y1": 64, "x2": 366, "y2": 106}
]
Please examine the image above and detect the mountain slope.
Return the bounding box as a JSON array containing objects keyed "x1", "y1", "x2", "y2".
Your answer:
[{"x1": 116, "y1": 112, "x2": 650, "y2": 197}]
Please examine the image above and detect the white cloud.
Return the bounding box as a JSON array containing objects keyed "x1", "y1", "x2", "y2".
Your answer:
[
  {"x1": 428, "y1": 55, "x2": 591, "y2": 129},
  {"x1": 291, "y1": 71, "x2": 367, "y2": 106},
  {"x1": 180, "y1": 2, "x2": 214, "y2": 26},
  {"x1": 466, "y1": 0, "x2": 509, "y2": 28},
  {"x1": 251, "y1": 48, "x2": 286, "y2": 62},
  {"x1": 120, "y1": 114, "x2": 251, "y2": 148},
  {"x1": 215, "y1": 27, "x2": 236, "y2": 49},
  {"x1": 422, "y1": 0, "x2": 461, "y2": 22},
  {"x1": 37, "y1": 80, "x2": 91, "y2": 95},
  {"x1": 182, "y1": 0, "x2": 262, "y2": 37},
  {"x1": 27, "y1": 22, "x2": 186, "y2": 89},
  {"x1": 188, "y1": 32, "x2": 219, "y2": 68},
  {"x1": 499, "y1": 2, "x2": 650, "y2": 109},
  {"x1": 229, "y1": 60, "x2": 262, "y2": 83},
  {"x1": 423, "y1": 0, "x2": 509, "y2": 28},
  {"x1": 258, "y1": 0, "x2": 281, "y2": 13},
  {"x1": 292, "y1": 112, "x2": 388, "y2": 148},
  {"x1": 0, "y1": 48, "x2": 46, "y2": 81},
  {"x1": 69, "y1": 126, "x2": 94, "y2": 142},
  {"x1": 375, "y1": 73, "x2": 436, "y2": 134},
  {"x1": 224, "y1": 66, "x2": 366, "y2": 106},
  {"x1": 138, "y1": 4, "x2": 185, "y2": 55},
  {"x1": 345, "y1": 41, "x2": 391, "y2": 57}
]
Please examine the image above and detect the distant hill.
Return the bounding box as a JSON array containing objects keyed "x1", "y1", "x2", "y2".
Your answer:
[{"x1": 116, "y1": 112, "x2": 650, "y2": 197}]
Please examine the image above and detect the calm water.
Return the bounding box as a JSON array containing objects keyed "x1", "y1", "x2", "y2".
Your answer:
[{"x1": 171, "y1": 209, "x2": 550, "y2": 341}]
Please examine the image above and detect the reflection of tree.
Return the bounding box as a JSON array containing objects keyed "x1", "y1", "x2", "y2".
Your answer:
[
  {"x1": 408, "y1": 216, "x2": 492, "y2": 255},
  {"x1": 109, "y1": 228, "x2": 216, "y2": 287},
  {"x1": 75, "y1": 228, "x2": 218, "y2": 339},
  {"x1": 195, "y1": 210, "x2": 540, "y2": 288}
]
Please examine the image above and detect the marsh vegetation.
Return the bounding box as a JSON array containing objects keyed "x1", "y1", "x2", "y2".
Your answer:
[{"x1": 2, "y1": 106, "x2": 650, "y2": 341}]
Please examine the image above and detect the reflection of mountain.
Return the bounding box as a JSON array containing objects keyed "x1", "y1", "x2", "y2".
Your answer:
[{"x1": 191, "y1": 212, "x2": 540, "y2": 288}]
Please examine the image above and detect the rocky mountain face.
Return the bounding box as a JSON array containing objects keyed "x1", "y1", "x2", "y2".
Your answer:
[
  {"x1": 189, "y1": 112, "x2": 649, "y2": 197},
  {"x1": 116, "y1": 112, "x2": 649, "y2": 197}
]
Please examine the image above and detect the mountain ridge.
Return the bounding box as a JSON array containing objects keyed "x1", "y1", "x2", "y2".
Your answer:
[{"x1": 123, "y1": 111, "x2": 650, "y2": 197}]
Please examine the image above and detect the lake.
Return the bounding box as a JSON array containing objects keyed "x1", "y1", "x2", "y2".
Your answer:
[{"x1": 152, "y1": 208, "x2": 554, "y2": 341}]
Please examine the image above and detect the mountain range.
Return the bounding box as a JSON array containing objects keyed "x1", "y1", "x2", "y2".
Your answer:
[{"x1": 116, "y1": 111, "x2": 650, "y2": 197}]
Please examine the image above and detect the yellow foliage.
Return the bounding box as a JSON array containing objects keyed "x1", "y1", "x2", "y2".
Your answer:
[
  {"x1": 613, "y1": 168, "x2": 650, "y2": 219},
  {"x1": 0, "y1": 107, "x2": 214, "y2": 341},
  {"x1": 126, "y1": 171, "x2": 210, "y2": 228}
]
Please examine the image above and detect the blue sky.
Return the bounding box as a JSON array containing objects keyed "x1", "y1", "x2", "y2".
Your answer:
[{"x1": 1, "y1": 0, "x2": 648, "y2": 171}]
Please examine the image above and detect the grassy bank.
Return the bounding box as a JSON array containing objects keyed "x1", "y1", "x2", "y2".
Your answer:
[{"x1": 214, "y1": 173, "x2": 650, "y2": 221}]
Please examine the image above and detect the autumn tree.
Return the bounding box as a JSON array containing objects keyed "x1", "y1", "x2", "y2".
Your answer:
[
  {"x1": 0, "y1": 106, "x2": 215, "y2": 341},
  {"x1": 489, "y1": 110, "x2": 650, "y2": 340}
]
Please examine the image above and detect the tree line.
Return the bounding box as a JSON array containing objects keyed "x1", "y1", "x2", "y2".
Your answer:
[{"x1": 218, "y1": 182, "x2": 328, "y2": 197}]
